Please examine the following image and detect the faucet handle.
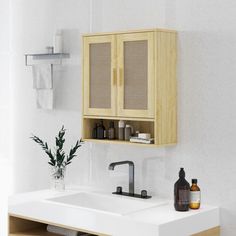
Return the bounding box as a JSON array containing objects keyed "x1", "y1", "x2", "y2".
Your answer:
[{"x1": 116, "y1": 186, "x2": 123, "y2": 194}]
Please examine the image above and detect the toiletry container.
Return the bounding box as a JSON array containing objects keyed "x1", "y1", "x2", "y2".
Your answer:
[
  {"x1": 124, "y1": 124, "x2": 132, "y2": 141},
  {"x1": 92, "y1": 123, "x2": 98, "y2": 139},
  {"x1": 97, "y1": 120, "x2": 105, "y2": 139},
  {"x1": 118, "y1": 120, "x2": 125, "y2": 140},
  {"x1": 135, "y1": 131, "x2": 140, "y2": 137},
  {"x1": 108, "y1": 121, "x2": 115, "y2": 140},
  {"x1": 174, "y1": 168, "x2": 190, "y2": 211},
  {"x1": 189, "y1": 179, "x2": 201, "y2": 209},
  {"x1": 54, "y1": 29, "x2": 63, "y2": 53}
]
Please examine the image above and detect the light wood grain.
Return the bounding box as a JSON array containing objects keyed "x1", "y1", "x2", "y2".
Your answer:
[
  {"x1": 82, "y1": 118, "x2": 155, "y2": 140},
  {"x1": 9, "y1": 214, "x2": 108, "y2": 236},
  {"x1": 82, "y1": 29, "x2": 177, "y2": 147},
  {"x1": 192, "y1": 226, "x2": 220, "y2": 236},
  {"x1": 83, "y1": 115, "x2": 154, "y2": 122},
  {"x1": 9, "y1": 216, "x2": 43, "y2": 235},
  {"x1": 83, "y1": 35, "x2": 117, "y2": 117},
  {"x1": 10, "y1": 226, "x2": 61, "y2": 236},
  {"x1": 82, "y1": 28, "x2": 177, "y2": 37},
  {"x1": 155, "y1": 31, "x2": 177, "y2": 145},
  {"x1": 117, "y1": 32, "x2": 155, "y2": 118}
]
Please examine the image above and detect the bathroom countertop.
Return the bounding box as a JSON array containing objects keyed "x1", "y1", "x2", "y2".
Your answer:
[{"x1": 8, "y1": 186, "x2": 220, "y2": 236}]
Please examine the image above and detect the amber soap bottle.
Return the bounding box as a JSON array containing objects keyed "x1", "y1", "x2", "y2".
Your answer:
[
  {"x1": 189, "y1": 179, "x2": 201, "y2": 209},
  {"x1": 174, "y1": 168, "x2": 190, "y2": 211}
]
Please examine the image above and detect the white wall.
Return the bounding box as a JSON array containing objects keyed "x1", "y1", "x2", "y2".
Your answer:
[
  {"x1": 0, "y1": 0, "x2": 10, "y2": 159},
  {"x1": 164, "y1": 1, "x2": 236, "y2": 235},
  {"x1": 11, "y1": 0, "x2": 92, "y2": 192},
  {"x1": 11, "y1": 0, "x2": 236, "y2": 235},
  {"x1": 0, "y1": 1, "x2": 13, "y2": 235}
]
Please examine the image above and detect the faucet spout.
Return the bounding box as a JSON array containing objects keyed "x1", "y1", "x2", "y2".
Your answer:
[{"x1": 108, "y1": 161, "x2": 134, "y2": 195}]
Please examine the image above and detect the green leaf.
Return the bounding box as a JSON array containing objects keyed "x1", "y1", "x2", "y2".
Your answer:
[
  {"x1": 66, "y1": 161, "x2": 72, "y2": 166},
  {"x1": 31, "y1": 127, "x2": 83, "y2": 168}
]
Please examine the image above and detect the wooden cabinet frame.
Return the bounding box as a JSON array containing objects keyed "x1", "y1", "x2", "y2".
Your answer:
[
  {"x1": 117, "y1": 32, "x2": 155, "y2": 118},
  {"x1": 83, "y1": 35, "x2": 117, "y2": 116},
  {"x1": 82, "y1": 29, "x2": 177, "y2": 146}
]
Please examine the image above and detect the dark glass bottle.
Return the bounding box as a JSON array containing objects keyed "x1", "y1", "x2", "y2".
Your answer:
[
  {"x1": 108, "y1": 121, "x2": 115, "y2": 140},
  {"x1": 92, "y1": 123, "x2": 98, "y2": 139},
  {"x1": 174, "y1": 168, "x2": 190, "y2": 211},
  {"x1": 97, "y1": 120, "x2": 105, "y2": 139}
]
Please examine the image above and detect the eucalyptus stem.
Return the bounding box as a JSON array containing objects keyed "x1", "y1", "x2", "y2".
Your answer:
[{"x1": 31, "y1": 126, "x2": 83, "y2": 167}]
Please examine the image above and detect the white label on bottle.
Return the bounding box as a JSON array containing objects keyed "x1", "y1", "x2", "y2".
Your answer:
[{"x1": 190, "y1": 191, "x2": 201, "y2": 203}]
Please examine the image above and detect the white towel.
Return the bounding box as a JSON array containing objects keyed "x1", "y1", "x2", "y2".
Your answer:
[
  {"x1": 47, "y1": 225, "x2": 78, "y2": 236},
  {"x1": 36, "y1": 89, "x2": 53, "y2": 109},
  {"x1": 32, "y1": 64, "x2": 53, "y2": 89}
]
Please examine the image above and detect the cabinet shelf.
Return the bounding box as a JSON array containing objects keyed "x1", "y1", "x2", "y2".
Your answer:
[
  {"x1": 83, "y1": 118, "x2": 156, "y2": 146},
  {"x1": 10, "y1": 225, "x2": 61, "y2": 236},
  {"x1": 83, "y1": 138, "x2": 159, "y2": 147},
  {"x1": 83, "y1": 115, "x2": 155, "y2": 122},
  {"x1": 9, "y1": 215, "x2": 99, "y2": 236}
]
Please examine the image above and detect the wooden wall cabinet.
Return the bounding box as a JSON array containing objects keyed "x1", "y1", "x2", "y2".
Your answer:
[{"x1": 82, "y1": 29, "x2": 177, "y2": 147}]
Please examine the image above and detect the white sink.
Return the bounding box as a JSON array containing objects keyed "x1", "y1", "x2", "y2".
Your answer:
[{"x1": 46, "y1": 192, "x2": 166, "y2": 216}]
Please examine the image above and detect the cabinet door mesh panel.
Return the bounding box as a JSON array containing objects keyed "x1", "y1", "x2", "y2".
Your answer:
[
  {"x1": 124, "y1": 40, "x2": 148, "y2": 110},
  {"x1": 89, "y1": 43, "x2": 111, "y2": 109}
]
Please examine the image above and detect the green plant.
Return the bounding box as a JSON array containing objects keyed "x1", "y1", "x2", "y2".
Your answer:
[{"x1": 31, "y1": 126, "x2": 83, "y2": 168}]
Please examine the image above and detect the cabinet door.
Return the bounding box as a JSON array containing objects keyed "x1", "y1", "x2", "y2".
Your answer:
[
  {"x1": 117, "y1": 32, "x2": 154, "y2": 118},
  {"x1": 83, "y1": 35, "x2": 117, "y2": 116}
]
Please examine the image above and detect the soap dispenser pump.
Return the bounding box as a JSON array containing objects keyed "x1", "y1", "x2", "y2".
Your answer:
[{"x1": 174, "y1": 168, "x2": 190, "y2": 211}]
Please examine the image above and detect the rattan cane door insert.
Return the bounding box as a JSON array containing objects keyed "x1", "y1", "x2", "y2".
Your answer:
[
  {"x1": 117, "y1": 32, "x2": 155, "y2": 118},
  {"x1": 83, "y1": 35, "x2": 116, "y2": 116}
]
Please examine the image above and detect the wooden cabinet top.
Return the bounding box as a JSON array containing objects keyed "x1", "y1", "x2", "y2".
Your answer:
[{"x1": 82, "y1": 28, "x2": 177, "y2": 37}]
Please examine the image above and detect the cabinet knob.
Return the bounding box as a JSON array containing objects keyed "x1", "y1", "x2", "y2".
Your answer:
[
  {"x1": 119, "y1": 68, "x2": 123, "y2": 86},
  {"x1": 113, "y1": 68, "x2": 117, "y2": 86}
]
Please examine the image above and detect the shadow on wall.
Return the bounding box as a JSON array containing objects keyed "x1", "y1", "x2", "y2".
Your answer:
[{"x1": 53, "y1": 29, "x2": 82, "y2": 111}]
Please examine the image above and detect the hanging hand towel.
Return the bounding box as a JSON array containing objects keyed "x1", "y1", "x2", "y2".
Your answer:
[
  {"x1": 36, "y1": 89, "x2": 53, "y2": 109},
  {"x1": 32, "y1": 64, "x2": 53, "y2": 89}
]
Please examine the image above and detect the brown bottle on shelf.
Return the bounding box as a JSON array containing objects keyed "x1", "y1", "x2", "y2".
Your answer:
[
  {"x1": 97, "y1": 120, "x2": 105, "y2": 139},
  {"x1": 189, "y1": 179, "x2": 201, "y2": 209},
  {"x1": 108, "y1": 121, "x2": 115, "y2": 140},
  {"x1": 92, "y1": 123, "x2": 98, "y2": 139},
  {"x1": 174, "y1": 168, "x2": 190, "y2": 211}
]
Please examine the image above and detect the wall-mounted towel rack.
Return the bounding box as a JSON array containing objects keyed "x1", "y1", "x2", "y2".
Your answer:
[{"x1": 25, "y1": 52, "x2": 70, "y2": 66}]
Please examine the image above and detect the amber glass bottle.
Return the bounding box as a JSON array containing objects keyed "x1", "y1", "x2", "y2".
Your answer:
[
  {"x1": 189, "y1": 179, "x2": 201, "y2": 209},
  {"x1": 174, "y1": 168, "x2": 190, "y2": 211}
]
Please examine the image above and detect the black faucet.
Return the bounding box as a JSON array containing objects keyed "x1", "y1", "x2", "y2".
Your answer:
[{"x1": 108, "y1": 161, "x2": 135, "y2": 195}]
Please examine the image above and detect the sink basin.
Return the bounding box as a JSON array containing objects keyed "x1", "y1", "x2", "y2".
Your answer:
[{"x1": 46, "y1": 192, "x2": 166, "y2": 216}]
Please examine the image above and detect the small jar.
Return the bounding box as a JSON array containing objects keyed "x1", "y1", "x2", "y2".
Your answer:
[
  {"x1": 135, "y1": 130, "x2": 140, "y2": 137},
  {"x1": 189, "y1": 179, "x2": 201, "y2": 209},
  {"x1": 54, "y1": 29, "x2": 63, "y2": 53}
]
